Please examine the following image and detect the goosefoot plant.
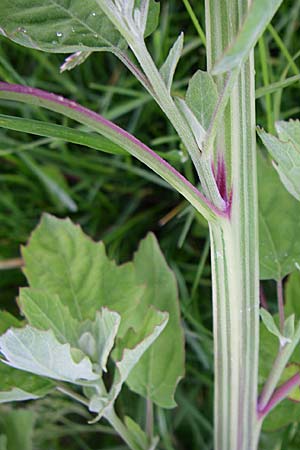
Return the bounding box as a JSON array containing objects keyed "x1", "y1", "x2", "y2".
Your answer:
[{"x1": 0, "y1": 1, "x2": 300, "y2": 449}]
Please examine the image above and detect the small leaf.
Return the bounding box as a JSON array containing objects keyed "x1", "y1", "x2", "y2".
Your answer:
[
  {"x1": 175, "y1": 97, "x2": 206, "y2": 149},
  {"x1": 258, "y1": 122, "x2": 300, "y2": 201},
  {"x1": 124, "y1": 416, "x2": 153, "y2": 450},
  {"x1": 19, "y1": 288, "x2": 80, "y2": 346},
  {"x1": 212, "y1": 0, "x2": 283, "y2": 74},
  {"x1": 186, "y1": 70, "x2": 218, "y2": 130},
  {"x1": 0, "y1": 326, "x2": 99, "y2": 384},
  {"x1": 283, "y1": 314, "x2": 295, "y2": 342},
  {"x1": 260, "y1": 308, "x2": 281, "y2": 339},
  {"x1": 60, "y1": 51, "x2": 92, "y2": 72},
  {"x1": 258, "y1": 154, "x2": 300, "y2": 280},
  {"x1": 79, "y1": 308, "x2": 121, "y2": 372},
  {"x1": 89, "y1": 308, "x2": 168, "y2": 416},
  {"x1": 160, "y1": 33, "x2": 184, "y2": 92}
]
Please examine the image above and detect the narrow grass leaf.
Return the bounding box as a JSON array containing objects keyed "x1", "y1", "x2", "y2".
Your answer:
[{"x1": 0, "y1": 114, "x2": 126, "y2": 155}]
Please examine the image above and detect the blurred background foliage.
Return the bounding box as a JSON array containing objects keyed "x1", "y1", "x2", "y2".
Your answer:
[{"x1": 0, "y1": 0, "x2": 299, "y2": 449}]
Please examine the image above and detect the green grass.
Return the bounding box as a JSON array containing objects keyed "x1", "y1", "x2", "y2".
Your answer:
[{"x1": 0, "y1": 1, "x2": 299, "y2": 449}]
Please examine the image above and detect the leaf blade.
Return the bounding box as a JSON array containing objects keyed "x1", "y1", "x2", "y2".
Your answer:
[{"x1": 0, "y1": 326, "x2": 99, "y2": 383}]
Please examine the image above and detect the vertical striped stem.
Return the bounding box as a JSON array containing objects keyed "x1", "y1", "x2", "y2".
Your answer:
[{"x1": 205, "y1": 1, "x2": 260, "y2": 449}]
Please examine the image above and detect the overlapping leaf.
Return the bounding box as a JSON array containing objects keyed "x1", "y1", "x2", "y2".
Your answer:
[
  {"x1": 89, "y1": 307, "x2": 168, "y2": 416},
  {"x1": 19, "y1": 288, "x2": 79, "y2": 345},
  {"x1": 79, "y1": 308, "x2": 121, "y2": 371},
  {"x1": 22, "y1": 214, "x2": 144, "y2": 323},
  {"x1": 258, "y1": 120, "x2": 300, "y2": 201},
  {"x1": 0, "y1": 312, "x2": 53, "y2": 403},
  {"x1": 0, "y1": 326, "x2": 99, "y2": 383}
]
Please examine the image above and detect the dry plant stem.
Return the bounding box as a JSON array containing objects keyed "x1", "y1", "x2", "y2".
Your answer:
[{"x1": 206, "y1": 1, "x2": 260, "y2": 449}]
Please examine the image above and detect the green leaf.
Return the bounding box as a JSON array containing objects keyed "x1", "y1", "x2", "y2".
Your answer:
[
  {"x1": 258, "y1": 122, "x2": 300, "y2": 201},
  {"x1": 136, "y1": 0, "x2": 160, "y2": 38},
  {"x1": 281, "y1": 363, "x2": 300, "y2": 402},
  {"x1": 0, "y1": 114, "x2": 127, "y2": 156},
  {"x1": 0, "y1": 0, "x2": 126, "y2": 53},
  {"x1": 260, "y1": 308, "x2": 281, "y2": 339},
  {"x1": 79, "y1": 308, "x2": 121, "y2": 371},
  {"x1": 89, "y1": 307, "x2": 168, "y2": 416},
  {"x1": 124, "y1": 416, "x2": 158, "y2": 450},
  {"x1": 212, "y1": 0, "x2": 283, "y2": 74},
  {"x1": 0, "y1": 312, "x2": 22, "y2": 335},
  {"x1": 262, "y1": 399, "x2": 300, "y2": 431},
  {"x1": 0, "y1": 410, "x2": 35, "y2": 450},
  {"x1": 258, "y1": 155, "x2": 300, "y2": 280},
  {"x1": 283, "y1": 314, "x2": 295, "y2": 343},
  {"x1": 22, "y1": 214, "x2": 144, "y2": 322},
  {"x1": 0, "y1": 326, "x2": 99, "y2": 383},
  {"x1": 185, "y1": 70, "x2": 218, "y2": 130},
  {"x1": 126, "y1": 233, "x2": 185, "y2": 409},
  {"x1": 18, "y1": 288, "x2": 80, "y2": 346},
  {"x1": 0, "y1": 363, "x2": 53, "y2": 404},
  {"x1": 0, "y1": 312, "x2": 53, "y2": 403},
  {"x1": 159, "y1": 33, "x2": 184, "y2": 92}
]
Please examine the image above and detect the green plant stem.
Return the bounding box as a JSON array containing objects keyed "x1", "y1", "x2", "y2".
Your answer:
[
  {"x1": 146, "y1": 399, "x2": 154, "y2": 439},
  {"x1": 96, "y1": 0, "x2": 225, "y2": 210},
  {"x1": 258, "y1": 320, "x2": 300, "y2": 412},
  {"x1": 105, "y1": 408, "x2": 142, "y2": 450},
  {"x1": 0, "y1": 83, "x2": 221, "y2": 222},
  {"x1": 206, "y1": 1, "x2": 260, "y2": 449}
]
